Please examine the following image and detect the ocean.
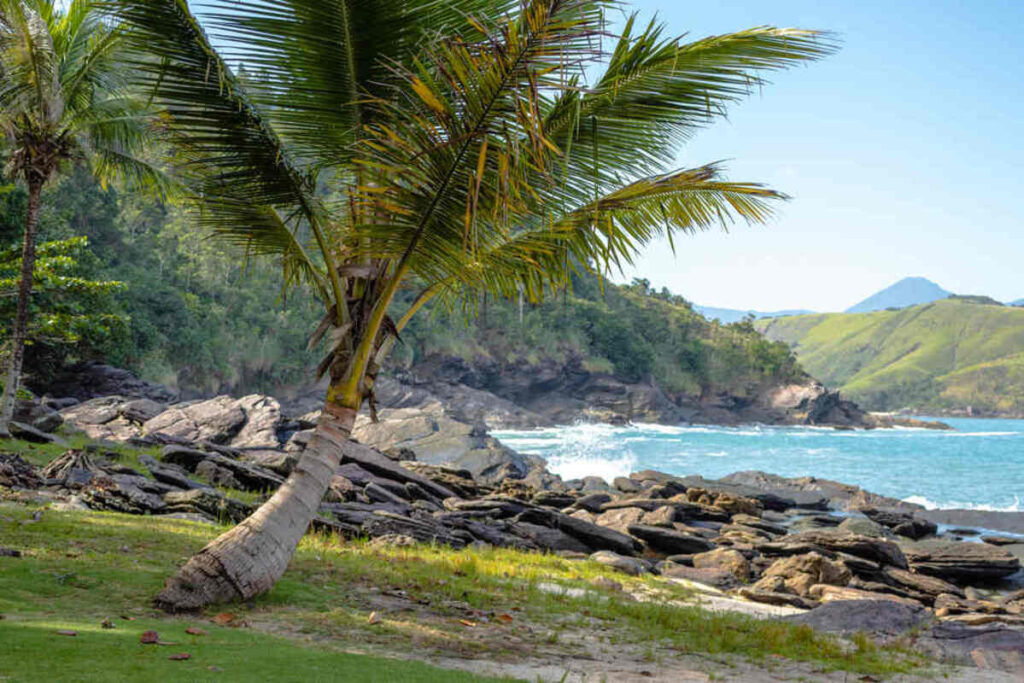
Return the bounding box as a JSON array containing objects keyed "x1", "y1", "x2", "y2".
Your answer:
[{"x1": 492, "y1": 417, "x2": 1024, "y2": 512}]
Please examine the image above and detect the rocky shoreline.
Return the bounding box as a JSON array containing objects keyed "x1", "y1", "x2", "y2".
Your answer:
[{"x1": 4, "y1": 363, "x2": 1022, "y2": 674}]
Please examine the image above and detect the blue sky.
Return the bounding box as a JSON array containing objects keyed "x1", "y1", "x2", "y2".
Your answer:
[{"x1": 610, "y1": 0, "x2": 1024, "y2": 311}]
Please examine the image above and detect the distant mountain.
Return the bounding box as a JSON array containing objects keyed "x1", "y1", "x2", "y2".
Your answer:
[
  {"x1": 758, "y1": 298, "x2": 1024, "y2": 414},
  {"x1": 1010, "y1": 299, "x2": 1024, "y2": 307},
  {"x1": 694, "y1": 305, "x2": 816, "y2": 324},
  {"x1": 845, "y1": 277, "x2": 950, "y2": 314}
]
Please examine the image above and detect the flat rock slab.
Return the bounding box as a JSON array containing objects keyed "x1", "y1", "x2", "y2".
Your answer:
[
  {"x1": 627, "y1": 524, "x2": 715, "y2": 555},
  {"x1": 784, "y1": 530, "x2": 908, "y2": 568},
  {"x1": 785, "y1": 599, "x2": 934, "y2": 636},
  {"x1": 160, "y1": 445, "x2": 284, "y2": 492},
  {"x1": 904, "y1": 540, "x2": 1021, "y2": 583}
]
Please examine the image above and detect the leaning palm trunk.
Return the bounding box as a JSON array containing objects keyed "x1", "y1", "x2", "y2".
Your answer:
[
  {"x1": 155, "y1": 396, "x2": 357, "y2": 610},
  {"x1": 0, "y1": 178, "x2": 44, "y2": 434}
]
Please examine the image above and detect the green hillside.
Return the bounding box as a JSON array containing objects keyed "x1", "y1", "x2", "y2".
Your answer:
[{"x1": 758, "y1": 299, "x2": 1024, "y2": 414}]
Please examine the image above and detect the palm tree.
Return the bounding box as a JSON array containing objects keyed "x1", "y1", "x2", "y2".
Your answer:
[
  {"x1": 0, "y1": 0, "x2": 161, "y2": 435},
  {"x1": 112, "y1": 0, "x2": 836, "y2": 611}
]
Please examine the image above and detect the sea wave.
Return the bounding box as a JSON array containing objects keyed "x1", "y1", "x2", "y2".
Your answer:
[{"x1": 901, "y1": 494, "x2": 1023, "y2": 512}]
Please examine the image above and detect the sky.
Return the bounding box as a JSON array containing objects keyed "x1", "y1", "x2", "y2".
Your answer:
[{"x1": 607, "y1": 0, "x2": 1024, "y2": 311}]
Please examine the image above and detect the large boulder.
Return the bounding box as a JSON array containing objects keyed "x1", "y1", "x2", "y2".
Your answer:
[
  {"x1": 351, "y1": 401, "x2": 536, "y2": 484},
  {"x1": 231, "y1": 395, "x2": 284, "y2": 448},
  {"x1": 752, "y1": 552, "x2": 851, "y2": 597},
  {"x1": 143, "y1": 396, "x2": 247, "y2": 445},
  {"x1": 59, "y1": 396, "x2": 144, "y2": 441},
  {"x1": 782, "y1": 530, "x2": 908, "y2": 568},
  {"x1": 860, "y1": 507, "x2": 937, "y2": 540},
  {"x1": 903, "y1": 540, "x2": 1021, "y2": 583},
  {"x1": 691, "y1": 548, "x2": 751, "y2": 580}
]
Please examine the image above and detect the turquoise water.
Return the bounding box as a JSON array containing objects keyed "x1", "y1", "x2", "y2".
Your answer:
[{"x1": 493, "y1": 418, "x2": 1024, "y2": 511}]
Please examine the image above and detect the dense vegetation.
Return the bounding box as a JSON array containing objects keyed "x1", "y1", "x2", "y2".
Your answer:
[
  {"x1": 759, "y1": 298, "x2": 1024, "y2": 414},
  {"x1": 1, "y1": 170, "x2": 802, "y2": 402}
]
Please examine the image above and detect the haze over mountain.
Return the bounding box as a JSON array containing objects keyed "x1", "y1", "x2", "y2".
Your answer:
[
  {"x1": 693, "y1": 305, "x2": 816, "y2": 325},
  {"x1": 844, "y1": 277, "x2": 951, "y2": 314}
]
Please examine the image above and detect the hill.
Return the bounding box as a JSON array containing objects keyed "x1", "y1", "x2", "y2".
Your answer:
[
  {"x1": 758, "y1": 298, "x2": 1024, "y2": 414},
  {"x1": 845, "y1": 277, "x2": 951, "y2": 314},
  {"x1": 693, "y1": 305, "x2": 816, "y2": 324},
  {"x1": 2, "y1": 169, "x2": 807, "y2": 417}
]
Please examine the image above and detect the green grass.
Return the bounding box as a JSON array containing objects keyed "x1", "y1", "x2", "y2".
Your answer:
[
  {"x1": 759, "y1": 298, "x2": 1024, "y2": 412},
  {"x1": 0, "y1": 440, "x2": 929, "y2": 679}
]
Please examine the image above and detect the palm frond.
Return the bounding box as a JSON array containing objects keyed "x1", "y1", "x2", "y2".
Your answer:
[
  {"x1": 200, "y1": 0, "x2": 518, "y2": 168},
  {"x1": 544, "y1": 21, "x2": 838, "y2": 193},
  {"x1": 107, "y1": 0, "x2": 318, "y2": 212},
  {"x1": 198, "y1": 199, "x2": 329, "y2": 301},
  {"x1": 440, "y1": 163, "x2": 785, "y2": 304}
]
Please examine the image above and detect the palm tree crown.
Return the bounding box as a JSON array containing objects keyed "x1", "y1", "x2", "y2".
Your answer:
[
  {"x1": 109, "y1": 0, "x2": 837, "y2": 611},
  {"x1": 0, "y1": 0, "x2": 158, "y2": 432}
]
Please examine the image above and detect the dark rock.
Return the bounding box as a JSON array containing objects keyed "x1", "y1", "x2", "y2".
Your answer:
[
  {"x1": 573, "y1": 493, "x2": 612, "y2": 513},
  {"x1": 400, "y1": 462, "x2": 479, "y2": 499},
  {"x1": 0, "y1": 547, "x2": 22, "y2": 558},
  {"x1": 340, "y1": 440, "x2": 456, "y2": 501},
  {"x1": 510, "y1": 522, "x2": 592, "y2": 553},
  {"x1": 730, "y1": 514, "x2": 788, "y2": 536},
  {"x1": 804, "y1": 390, "x2": 870, "y2": 428},
  {"x1": 531, "y1": 491, "x2": 575, "y2": 509},
  {"x1": 681, "y1": 474, "x2": 827, "y2": 511},
  {"x1": 80, "y1": 476, "x2": 166, "y2": 514},
  {"x1": 718, "y1": 471, "x2": 914, "y2": 512},
  {"x1": 120, "y1": 398, "x2": 166, "y2": 424},
  {"x1": 194, "y1": 460, "x2": 240, "y2": 489},
  {"x1": 904, "y1": 540, "x2": 1021, "y2": 583},
  {"x1": 361, "y1": 511, "x2": 466, "y2": 548},
  {"x1": 627, "y1": 524, "x2": 715, "y2": 555},
  {"x1": 42, "y1": 362, "x2": 176, "y2": 402},
  {"x1": 861, "y1": 507, "x2": 937, "y2": 539},
  {"x1": 881, "y1": 566, "x2": 964, "y2": 599},
  {"x1": 613, "y1": 477, "x2": 641, "y2": 493},
  {"x1": 160, "y1": 445, "x2": 284, "y2": 492},
  {"x1": 163, "y1": 489, "x2": 253, "y2": 523},
  {"x1": 837, "y1": 516, "x2": 893, "y2": 538},
  {"x1": 8, "y1": 421, "x2": 66, "y2": 445},
  {"x1": 783, "y1": 530, "x2": 908, "y2": 568},
  {"x1": 242, "y1": 449, "x2": 298, "y2": 476},
  {"x1": 918, "y1": 621, "x2": 1024, "y2": 673},
  {"x1": 982, "y1": 536, "x2": 1023, "y2": 546},
  {"x1": 517, "y1": 507, "x2": 641, "y2": 556},
  {"x1": 0, "y1": 454, "x2": 42, "y2": 489},
  {"x1": 365, "y1": 482, "x2": 409, "y2": 506},
  {"x1": 138, "y1": 454, "x2": 208, "y2": 491},
  {"x1": 785, "y1": 599, "x2": 933, "y2": 636}
]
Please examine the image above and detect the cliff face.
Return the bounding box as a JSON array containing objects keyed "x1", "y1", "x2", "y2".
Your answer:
[{"x1": 395, "y1": 352, "x2": 887, "y2": 429}]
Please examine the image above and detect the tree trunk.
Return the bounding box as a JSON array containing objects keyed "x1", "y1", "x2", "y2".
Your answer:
[
  {"x1": 153, "y1": 397, "x2": 358, "y2": 611},
  {"x1": 0, "y1": 178, "x2": 45, "y2": 436}
]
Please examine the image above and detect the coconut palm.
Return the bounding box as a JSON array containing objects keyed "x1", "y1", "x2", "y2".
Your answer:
[
  {"x1": 0, "y1": 0, "x2": 161, "y2": 435},
  {"x1": 111, "y1": 0, "x2": 835, "y2": 611}
]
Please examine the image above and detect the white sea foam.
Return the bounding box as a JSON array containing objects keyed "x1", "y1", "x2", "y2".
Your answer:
[{"x1": 901, "y1": 494, "x2": 1023, "y2": 512}]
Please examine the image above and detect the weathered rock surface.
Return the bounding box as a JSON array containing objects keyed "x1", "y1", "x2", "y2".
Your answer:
[
  {"x1": 904, "y1": 540, "x2": 1021, "y2": 583},
  {"x1": 785, "y1": 599, "x2": 934, "y2": 636}
]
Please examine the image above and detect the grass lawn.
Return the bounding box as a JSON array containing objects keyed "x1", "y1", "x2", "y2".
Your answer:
[{"x1": 0, "y1": 439, "x2": 930, "y2": 680}]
